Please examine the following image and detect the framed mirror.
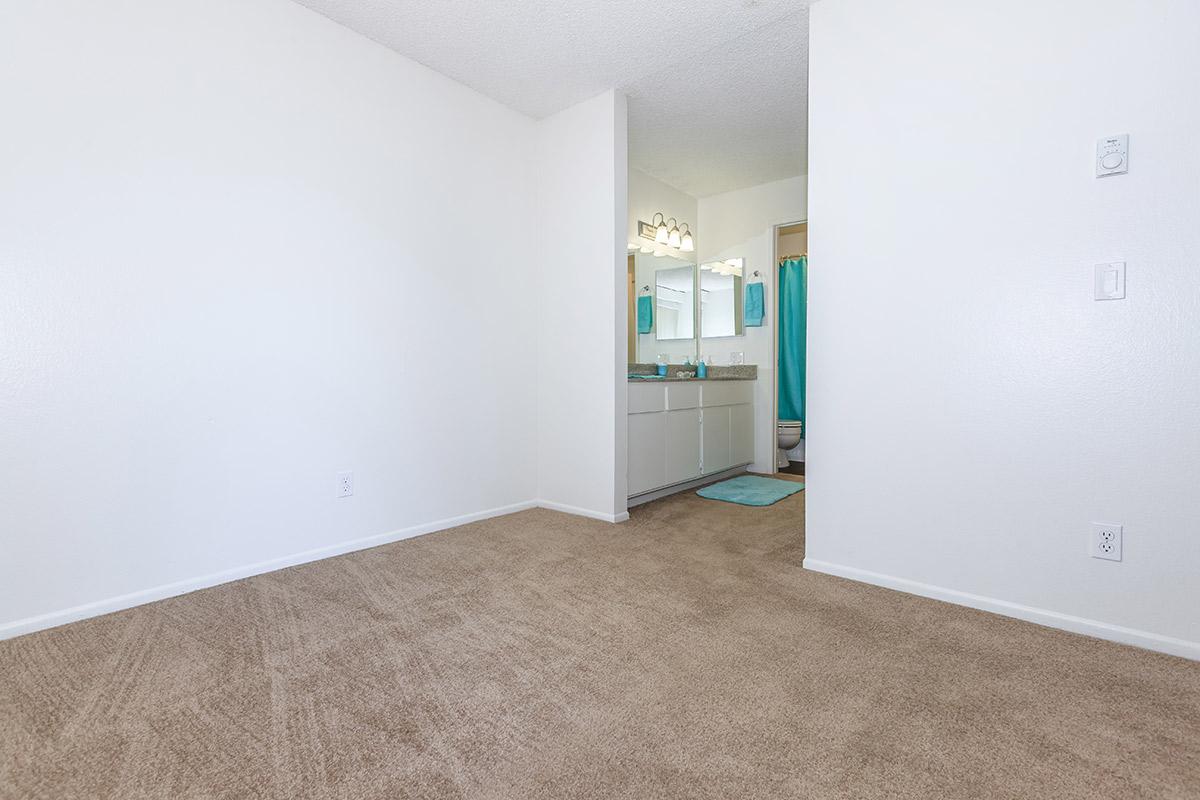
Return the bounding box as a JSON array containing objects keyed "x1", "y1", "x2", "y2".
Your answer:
[
  {"x1": 628, "y1": 250, "x2": 698, "y2": 366},
  {"x1": 700, "y1": 258, "x2": 745, "y2": 339},
  {"x1": 655, "y1": 264, "x2": 696, "y2": 341}
]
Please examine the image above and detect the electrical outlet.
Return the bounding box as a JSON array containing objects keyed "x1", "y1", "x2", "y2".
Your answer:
[
  {"x1": 337, "y1": 471, "x2": 354, "y2": 498},
  {"x1": 1090, "y1": 522, "x2": 1122, "y2": 561}
]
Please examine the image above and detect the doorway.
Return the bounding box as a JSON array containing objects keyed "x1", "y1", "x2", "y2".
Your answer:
[{"x1": 774, "y1": 222, "x2": 807, "y2": 476}]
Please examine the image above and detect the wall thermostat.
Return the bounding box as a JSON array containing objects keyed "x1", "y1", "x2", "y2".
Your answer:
[{"x1": 1096, "y1": 134, "x2": 1129, "y2": 177}]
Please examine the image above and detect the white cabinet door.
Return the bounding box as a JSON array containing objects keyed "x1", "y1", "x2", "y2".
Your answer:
[
  {"x1": 627, "y1": 412, "x2": 667, "y2": 496},
  {"x1": 629, "y1": 381, "x2": 756, "y2": 498},
  {"x1": 665, "y1": 409, "x2": 702, "y2": 486},
  {"x1": 731, "y1": 403, "x2": 754, "y2": 466},
  {"x1": 702, "y1": 406, "x2": 732, "y2": 475}
]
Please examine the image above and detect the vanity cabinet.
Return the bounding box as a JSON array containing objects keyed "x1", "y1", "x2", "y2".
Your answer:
[{"x1": 627, "y1": 380, "x2": 755, "y2": 498}]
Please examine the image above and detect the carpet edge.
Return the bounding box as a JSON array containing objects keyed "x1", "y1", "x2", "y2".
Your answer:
[
  {"x1": 803, "y1": 558, "x2": 1200, "y2": 662},
  {"x1": 0, "y1": 499, "x2": 540, "y2": 641}
]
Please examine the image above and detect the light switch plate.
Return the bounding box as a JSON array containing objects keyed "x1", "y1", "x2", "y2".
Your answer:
[
  {"x1": 1096, "y1": 134, "x2": 1129, "y2": 177},
  {"x1": 1094, "y1": 262, "x2": 1126, "y2": 300}
]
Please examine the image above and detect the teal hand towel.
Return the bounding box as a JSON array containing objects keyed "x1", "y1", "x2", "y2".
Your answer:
[
  {"x1": 637, "y1": 295, "x2": 653, "y2": 334},
  {"x1": 744, "y1": 282, "x2": 764, "y2": 327}
]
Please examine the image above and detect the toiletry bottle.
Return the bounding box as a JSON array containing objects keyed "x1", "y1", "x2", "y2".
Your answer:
[
  {"x1": 697, "y1": 356, "x2": 707, "y2": 379},
  {"x1": 656, "y1": 354, "x2": 668, "y2": 377}
]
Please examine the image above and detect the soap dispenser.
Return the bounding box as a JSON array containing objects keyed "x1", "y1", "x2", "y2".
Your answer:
[{"x1": 697, "y1": 355, "x2": 708, "y2": 379}]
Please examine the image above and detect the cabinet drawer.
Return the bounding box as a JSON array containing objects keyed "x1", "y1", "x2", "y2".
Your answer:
[
  {"x1": 666, "y1": 383, "x2": 701, "y2": 410},
  {"x1": 628, "y1": 383, "x2": 667, "y2": 414},
  {"x1": 701, "y1": 381, "x2": 754, "y2": 408}
]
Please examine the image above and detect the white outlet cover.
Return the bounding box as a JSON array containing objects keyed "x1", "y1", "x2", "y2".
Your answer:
[
  {"x1": 1090, "y1": 522, "x2": 1122, "y2": 561},
  {"x1": 337, "y1": 470, "x2": 354, "y2": 498}
]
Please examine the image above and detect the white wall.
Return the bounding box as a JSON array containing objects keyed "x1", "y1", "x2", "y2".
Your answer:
[
  {"x1": 807, "y1": 0, "x2": 1200, "y2": 658},
  {"x1": 536, "y1": 90, "x2": 629, "y2": 522},
  {"x1": 698, "y1": 176, "x2": 807, "y2": 473},
  {"x1": 0, "y1": 0, "x2": 546, "y2": 636}
]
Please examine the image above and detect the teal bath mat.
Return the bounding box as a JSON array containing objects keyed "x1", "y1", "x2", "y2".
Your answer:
[{"x1": 696, "y1": 475, "x2": 804, "y2": 506}]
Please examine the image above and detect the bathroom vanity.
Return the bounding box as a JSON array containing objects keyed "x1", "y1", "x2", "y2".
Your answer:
[
  {"x1": 627, "y1": 375, "x2": 756, "y2": 503},
  {"x1": 626, "y1": 240, "x2": 761, "y2": 504}
]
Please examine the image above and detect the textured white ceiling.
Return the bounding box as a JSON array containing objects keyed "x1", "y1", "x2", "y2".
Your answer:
[
  {"x1": 625, "y1": 9, "x2": 808, "y2": 197},
  {"x1": 288, "y1": 0, "x2": 809, "y2": 197}
]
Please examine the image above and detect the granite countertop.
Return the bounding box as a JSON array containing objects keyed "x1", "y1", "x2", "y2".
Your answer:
[
  {"x1": 628, "y1": 364, "x2": 757, "y2": 382},
  {"x1": 628, "y1": 375, "x2": 752, "y2": 382}
]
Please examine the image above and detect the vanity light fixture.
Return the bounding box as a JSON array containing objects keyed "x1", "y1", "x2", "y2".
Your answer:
[{"x1": 638, "y1": 213, "x2": 695, "y2": 253}]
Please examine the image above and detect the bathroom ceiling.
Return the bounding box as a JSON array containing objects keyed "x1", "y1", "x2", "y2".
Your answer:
[{"x1": 289, "y1": 0, "x2": 810, "y2": 197}]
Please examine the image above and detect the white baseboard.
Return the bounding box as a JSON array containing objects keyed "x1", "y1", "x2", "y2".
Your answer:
[
  {"x1": 536, "y1": 500, "x2": 629, "y2": 523},
  {"x1": 626, "y1": 464, "x2": 750, "y2": 507},
  {"x1": 0, "y1": 500, "x2": 538, "y2": 642},
  {"x1": 803, "y1": 558, "x2": 1199, "y2": 662}
]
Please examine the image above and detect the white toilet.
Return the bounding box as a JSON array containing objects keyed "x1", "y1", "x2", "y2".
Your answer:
[{"x1": 776, "y1": 420, "x2": 803, "y2": 469}]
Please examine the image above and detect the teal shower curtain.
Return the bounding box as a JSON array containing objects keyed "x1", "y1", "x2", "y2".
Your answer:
[{"x1": 777, "y1": 257, "x2": 807, "y2": 431}]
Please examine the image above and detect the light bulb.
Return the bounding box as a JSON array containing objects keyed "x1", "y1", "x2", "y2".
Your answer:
[
  {"x1": 680, "y1": 225, "x2": 694, "y2": 252},
  {"x1": 655, "y1": 218, "x2": 671, "y2": 244}
]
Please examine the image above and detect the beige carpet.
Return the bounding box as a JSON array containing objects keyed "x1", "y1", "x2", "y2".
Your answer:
[{"x1": 2, "y1": 480, "x2": 1198, "y2": 799}]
